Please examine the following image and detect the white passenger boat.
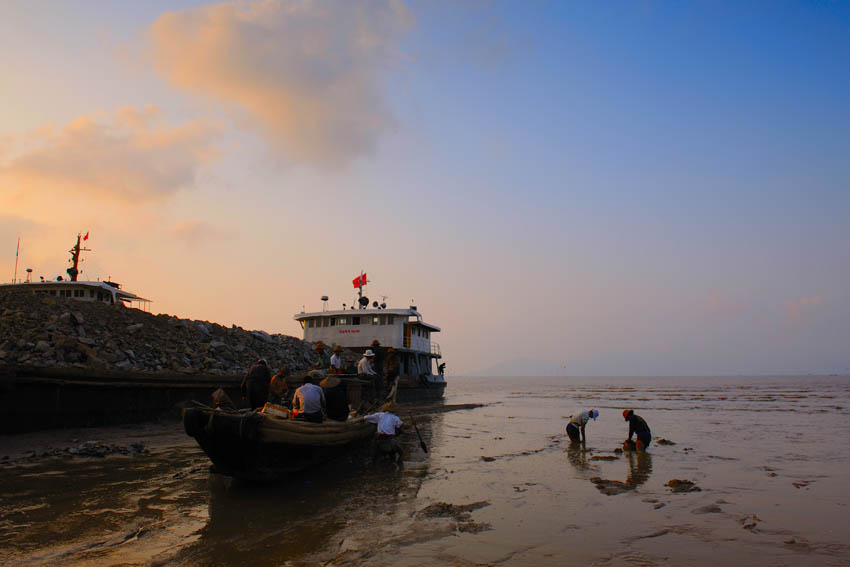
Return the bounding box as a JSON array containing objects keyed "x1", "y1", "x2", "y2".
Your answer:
[{"x1": 294, "y1": 274, "x2": 446, "y2": 402}]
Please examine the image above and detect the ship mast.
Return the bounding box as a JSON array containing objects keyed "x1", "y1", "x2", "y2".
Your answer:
[{"x1": 66, "y1": 233, "x2": 90, "y2": 282}]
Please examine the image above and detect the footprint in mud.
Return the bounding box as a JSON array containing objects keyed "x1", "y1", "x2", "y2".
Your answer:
[
  {"x1": 655, "y1": 438, "x2": 676, "y2": 446},
  {"x1": 692, "y1": 504, "x2": 722, "y2": 514},
  {"x1": 792, "y1": 480, "x2": 813, "y2": 489}
]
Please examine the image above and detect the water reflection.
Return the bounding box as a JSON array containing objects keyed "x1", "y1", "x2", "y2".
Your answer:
[
  {"x1": 172, "y1": 450, "x2": 427, "y2": 566},
  {"x1": 566, "y1": 443, "x2": 594, "y2": 473},
  {"x1": 624, "y1": 450, "x2": 652, "y2": 488}
]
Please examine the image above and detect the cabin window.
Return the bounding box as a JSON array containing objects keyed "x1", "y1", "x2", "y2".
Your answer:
[
  {"x1": 338, "y1": 317, "x2": 347, "y2": 325},
  {"x1": 330, "y1": 318, "x2": 336, "y2": 326},
  {"x1": 97, "y1": 292, "x2": 103, "y2": 300},
  {"x1": 89, "y1": 290, "x2": 94, "y2": 298},
  {"x1": 352, "y1": 316, "x2": 360, "y2": 325},
  {"x1": 372, "y1": 316, "x2": 380, "y2": 325},
  {"x1": 385, "y1": 316, "x2": 393, "y2": 325}
]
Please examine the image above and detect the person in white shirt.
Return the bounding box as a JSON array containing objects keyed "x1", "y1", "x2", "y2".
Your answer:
[
  {"x1": 364, "y1": 410, "x2": 404, "y2": 463},
  {"x1": 357, "y1": 350, "x2": 377, "y2": 376},
  {"x1": 292, "y1": 371, "x2": 326, "y2": 423},
  {"x1": 330, "y1": 345, "x2": 343, "y2": 374},
  {"x1": 566, "y1": 409, "x2": 599, "y2": 444}
]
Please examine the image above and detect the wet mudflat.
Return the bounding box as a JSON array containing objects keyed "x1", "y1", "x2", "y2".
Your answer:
[{"x1": 2, "y1": 375, "x2": 850, "y2": 566}]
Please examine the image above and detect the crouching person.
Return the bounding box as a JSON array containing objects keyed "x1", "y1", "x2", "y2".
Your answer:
[{"x1": 364, "y1": 410, "x2": 404, "y2": 463}]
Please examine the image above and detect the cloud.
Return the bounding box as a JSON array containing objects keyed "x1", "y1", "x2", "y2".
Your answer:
[
  {"x1": 149, "y1": 0, "x2": 412, "y2": 168},
  {"x1": 170, "y1": 220, "x2": 229, "y2": 245},
  {"x1": 0, "y1": 105, "x2": 220, "y2": 201},
  {"x1": 784, "y1": 296, "x2": 825, "y2": 324}
]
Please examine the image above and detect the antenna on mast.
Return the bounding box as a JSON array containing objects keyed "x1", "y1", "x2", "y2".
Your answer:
[
  {"x1": 66, "y1": 232, "x2": 91, "y2": 282},
  {"x1": 13, "y1": 237, "x2": 20, "y2": 284}
]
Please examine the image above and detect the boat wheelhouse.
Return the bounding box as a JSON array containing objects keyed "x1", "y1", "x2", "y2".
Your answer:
[{"x1": 294, "y1": 276, "x2": 446, "y2": 401}]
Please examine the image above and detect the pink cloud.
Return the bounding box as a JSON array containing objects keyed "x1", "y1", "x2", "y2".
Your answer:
[
  {"x1": 0, "y1": 105, "x2": 221, "y2": 201},
  {"x1": 149, "y1": 0, "x2": 412, "y2": 168}
]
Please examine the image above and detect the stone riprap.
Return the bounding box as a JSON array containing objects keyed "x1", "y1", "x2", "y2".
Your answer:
[{"x1": 0, "y1": 289, "x2": 316, "y2": 377}]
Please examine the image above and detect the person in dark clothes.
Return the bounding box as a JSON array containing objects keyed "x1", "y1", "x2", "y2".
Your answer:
[
  {"x1": 370, "y1": 340, "x2": 386, "y2": 398},
  {"x1": 385, "y1": 347, "x2": 400, "y2": 387},
  {"x1": 241, "y1": 358, "x2": 271, "y2": 410},
  {"x1": 320, "y1": 374, "x2": 349, "y2": 421},
  {"x1": 267, "y1": 367, "x2": 291, "y2": 406},
  {"x1": 623, "y1": 409, "x2": 652, "y2": 450}
]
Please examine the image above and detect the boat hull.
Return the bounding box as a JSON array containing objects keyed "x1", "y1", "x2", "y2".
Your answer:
[{"x1": 183, "y1": 406, "x2": 377, "y2": 480}]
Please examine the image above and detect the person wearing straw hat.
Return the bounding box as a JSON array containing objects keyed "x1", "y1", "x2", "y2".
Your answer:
[
  {"x1": 623, "y1": 409, "x2": 652, "y2": 450},
  {"x1": 320, "y1": 374, "x2": 349, "y2": 421},
  {"x1": 566, "y1": 409, "x2": 599, "y2": 444},
  {"x1": 357, "y1": 350, "x2": 377, "y2": 376}
]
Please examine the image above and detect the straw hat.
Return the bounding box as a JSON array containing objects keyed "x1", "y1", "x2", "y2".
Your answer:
[
  {"x1": 320, "y1": 375, "x2": 341, "y2": 389},
  {"x1": 333, "y1": 345, "x2": 343, "y2": 352},
  {"x1": 364, "y1": 349, "x2": 375, "y2": 357}
]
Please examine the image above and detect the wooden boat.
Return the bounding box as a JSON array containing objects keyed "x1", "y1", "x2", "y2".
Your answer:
[{"x1": 183, "y1": 405, "x2": 377, "y2": 480}]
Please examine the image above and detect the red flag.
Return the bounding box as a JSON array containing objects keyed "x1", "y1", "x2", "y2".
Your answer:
[
  {"x1": 352, "y1": 273, "x2": 367, "y2": 288},
  {"x1": 83, "y1": 231, "x2": 89, "y2": 241}
]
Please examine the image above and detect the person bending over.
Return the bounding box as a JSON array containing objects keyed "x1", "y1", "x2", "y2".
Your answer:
[
  {"x1": 566, "y1": 409, "x2": 598, "y2": 443},
  {"x1": 623, "y1": 409, "x2": 651, "y2": 450}
]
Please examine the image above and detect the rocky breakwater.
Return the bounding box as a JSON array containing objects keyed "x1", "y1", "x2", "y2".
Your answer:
[
  {"x1": 0, "y1": 289, "x2": 315, "y2": 376},
  {"x1": 0, "y1": 289, "x2": 317, "y2": 432}
]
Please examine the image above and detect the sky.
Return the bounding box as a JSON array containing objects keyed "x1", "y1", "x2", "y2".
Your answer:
[{"x1": 2, "y1": 0, "x2": 849, "y2": 376}]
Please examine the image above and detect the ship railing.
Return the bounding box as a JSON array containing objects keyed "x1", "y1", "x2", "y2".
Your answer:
[{"x1": 430, "y1": 342, "x2": 441, "y2": 357}]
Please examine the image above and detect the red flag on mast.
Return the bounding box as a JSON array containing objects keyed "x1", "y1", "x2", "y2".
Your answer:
[
  {"x1": 83, "y1": 231, "x2": 89, "y2": 241},
  {"x1": 352, "y1": 273, "x2": 367, "y2": 288}
]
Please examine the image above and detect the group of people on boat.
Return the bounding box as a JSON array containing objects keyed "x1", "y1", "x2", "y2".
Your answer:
[
  {"x1": 238, "y1": 342, "x2": 401, "y2": 424},
  {"x1": 565, "y1": 408, "x2": 652, "y2": 451}
]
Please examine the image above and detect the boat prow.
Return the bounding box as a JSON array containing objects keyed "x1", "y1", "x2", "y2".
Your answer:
[{"x1": 183, "y1": 406, "x2": 377, "y2": 480}]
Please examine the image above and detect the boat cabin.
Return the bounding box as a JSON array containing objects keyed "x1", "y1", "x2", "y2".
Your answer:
[
  {"x1": 294, "y1": 306, "x2": 442, "y2": 379},
  {"x1": 0, "y1": 280, "x2": 151, "y2": 310}
]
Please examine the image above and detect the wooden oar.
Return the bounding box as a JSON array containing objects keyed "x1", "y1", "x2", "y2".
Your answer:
[{"x1": 408, "y1": 410, "x2": 428, "y2": 453}]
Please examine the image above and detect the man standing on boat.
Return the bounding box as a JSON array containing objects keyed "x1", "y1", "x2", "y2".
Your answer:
[
  {"x1": 241, "y1": 358, "x2": 271, "y2": 410},
  {"x1": 358, "y1": 350, "x2": 377, "y2": 377},
  {"x1": 385, "y1": 347, "x2": 400, "y2": 389},
  {"x1": 358, "y1": 349, "x2": 378, "y2": 403},
  {"x1": 330, "y1": 345, "x2": 344, "y2": 374},
  {"x1": 292, "y1": 371, "x2": 326, "y2": 423},
  {"x1": 370, "y1": 340, "x2": 386, "y2": 398},
  {"x1": 314, "y1": 342, "x2": 331, "y2": 369}
]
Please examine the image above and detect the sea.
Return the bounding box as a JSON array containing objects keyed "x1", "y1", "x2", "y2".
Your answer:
[{"x1": 1, "y1": 375, "x2": 849, "y2": 566}]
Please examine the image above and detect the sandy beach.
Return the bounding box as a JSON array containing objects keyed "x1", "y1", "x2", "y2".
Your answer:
[{"x1": 1, "y1": 375, "x2": 849, "y2": 566}]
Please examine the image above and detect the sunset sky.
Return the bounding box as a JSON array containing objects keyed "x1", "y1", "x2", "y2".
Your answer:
[{"x1": 2, "y1": 1, "x2": 849, "y2": 376}]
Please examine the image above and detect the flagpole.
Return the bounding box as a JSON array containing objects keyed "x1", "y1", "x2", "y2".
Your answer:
[{"x1": 13, "y1": 238, "x2": 20, "y2": 284}]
